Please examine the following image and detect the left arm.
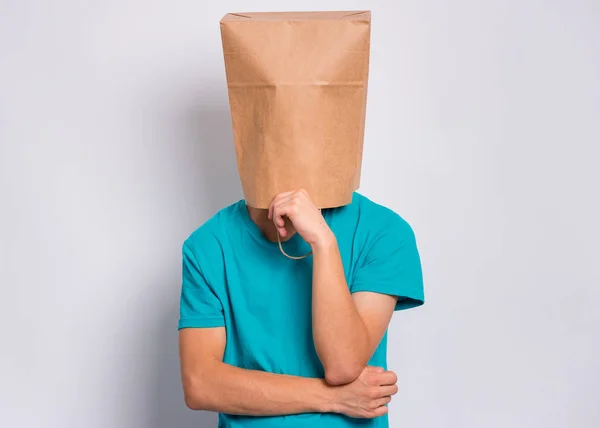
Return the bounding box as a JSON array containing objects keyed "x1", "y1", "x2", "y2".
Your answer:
[
  {"x1": 311, "y1": 234, "x2": 397, "y2": 385},
  {"x1": 269, "y1": 190, "x2": 407, "y2": 385}
]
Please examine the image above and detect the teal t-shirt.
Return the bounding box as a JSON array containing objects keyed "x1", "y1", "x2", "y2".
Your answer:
[{"x1": 179, "y1": 192, "x2": 424, "y2": 428}]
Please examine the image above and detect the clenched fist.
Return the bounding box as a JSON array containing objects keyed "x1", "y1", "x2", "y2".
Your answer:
[
  {"x1": 268, "y1": 189, "x2": 334, "y2": 247},
  {"x1": 331, "y1": 366, "x2": 399, "y2": 419}
]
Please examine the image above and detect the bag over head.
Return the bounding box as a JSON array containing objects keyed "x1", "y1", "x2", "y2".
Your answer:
[{"x1": 220, "y1": 11, "x2": 371, "y2": 208}]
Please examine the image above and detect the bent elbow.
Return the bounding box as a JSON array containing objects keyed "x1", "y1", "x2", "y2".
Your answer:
[
  {"x1": 182, "y1": 375, "x2": 211, "y2": 411},
  {"x1": 183, "y1": 391, "x2": 206, "y2": 411},
  {"x1": 184, "y1": 394, "x2": 201, "y2": 411},
  {"x1": 324, "y1": 364, "x2": 363, "y2": 386}
]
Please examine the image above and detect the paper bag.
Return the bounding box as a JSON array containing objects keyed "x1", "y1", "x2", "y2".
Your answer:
[{"x1": 220, "y1": 11, "x2": 371, "y2": 208}]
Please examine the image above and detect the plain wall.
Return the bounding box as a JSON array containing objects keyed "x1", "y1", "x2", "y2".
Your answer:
[{"x1": 1, "y1": 1, "x2": 598, "y2": 427}]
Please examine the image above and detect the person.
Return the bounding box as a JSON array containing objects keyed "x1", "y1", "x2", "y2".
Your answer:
[{"x1": 178, "y1": 188, "x2": 424, "y2": 427}]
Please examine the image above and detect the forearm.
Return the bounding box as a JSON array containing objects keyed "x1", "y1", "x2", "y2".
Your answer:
[
  {"x1": 183, "y1": 359, "x2": 335, "y2": 416},
  {"x1": 311, "y1": 235, "x2": 370, "y2": 384}
]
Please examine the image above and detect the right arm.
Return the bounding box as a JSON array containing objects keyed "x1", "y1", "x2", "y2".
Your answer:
[
  {"x1": 179, "y1": 327, "x2": 398, "y2": 418},
  {"x1": 179, "y1": 327, "x2": 332, "y2": 415},
  {"x1": 179, "y1": 240, "x2": 397, "y2": 418}
]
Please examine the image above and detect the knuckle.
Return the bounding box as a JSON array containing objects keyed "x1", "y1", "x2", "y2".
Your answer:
[
  {"x1": 365, "y1": 376, "x2": 377, "y2": 387},
  {"x1": 369, "y1": 374, "x2": 381, "y2": 385},
  {"x1": 365, "y1": 372, "x2": 376, "y2": 380},
  {"x1": 367, "y1": 387, "x2": 379, "y2": 399}
]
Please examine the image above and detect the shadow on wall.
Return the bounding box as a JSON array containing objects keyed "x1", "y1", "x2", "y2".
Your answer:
[{"x1": 149, "y1": 85, "x2": 240, "y2": 428}]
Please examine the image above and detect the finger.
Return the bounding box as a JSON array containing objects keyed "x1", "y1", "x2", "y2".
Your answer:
[
  {"x1": 272, "y1": 191, "x2": 295, "y2": 204},
  {"x1": 271, "y1": 202, "x2": 296, "y2": 237},
  {"x1": 376, "y1": 370, "x2": 398, "y2": 386},
  {"x1": 273, "y1": 193, "x2": 298, "y2": 215},
  {"x1": 272, "y1": 196, "x2": 300, "y2": 228},
  {"x1": 269, "y1": 191, "x2": 295, "y2": 220},
  {"x1": 379, "y1": 384, "x2": 398, "y2": 397},
  {"x1": 268, "y1": 195, "x2": 283, "y2": 221},
  {"x1": 271, "y1": 213, "x2": 287, "y2": 238},
  {"x1": 293, "y1": 188, "x2": 319, "y2": 208},
  {"x1": 272, "y1": 191, "x2": 296, "y2": 206},
  {"x1": 371, "y1": 396, "x2": 392, "y2": 409},
  {"x1": 367, "y1": 405, "x2": 389, "y2": 418},
  {"x1": 275, "y1": 220, "x2": 287, "y2": 238},
  {"x1": 366, "y1": 366, "x2": 385, "y2": 373},
  {"x1": 272, "y1": 208, "x2": 285, "y2": 229},
  {"x1": 272, "y1": 200, "x2": 293, "y2": 229},
  {"x1": 293, "y1": 188, "x2": 310, "y2": 200}
]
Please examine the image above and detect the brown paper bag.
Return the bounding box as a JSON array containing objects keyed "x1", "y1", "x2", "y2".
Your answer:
[{"x1": 220, "y1": 11, "x2": 371, "y2": 208}]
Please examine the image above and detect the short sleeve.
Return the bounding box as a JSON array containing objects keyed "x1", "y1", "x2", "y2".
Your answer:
[
  {"x1": 351, "y1": 216, "x2": 424, "y2": 311},
  {"x1": 178, "y1": 242, "x2": 225, "y2": 329}
]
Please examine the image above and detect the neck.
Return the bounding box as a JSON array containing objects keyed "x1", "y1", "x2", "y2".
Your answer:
[{"x1": 246, "y1": 205, "x2": 296, "y2": 242}]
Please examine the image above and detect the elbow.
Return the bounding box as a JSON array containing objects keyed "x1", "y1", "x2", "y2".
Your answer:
[
  {"x1": 324, "y1": 364, "x2": 364, "y2": 386},
  {"x1": 182, "y1": 374, "x2": 212, "y2": 411},
  {"x1": 183, "y1": 392, "x2": 206, "y2": 411}
]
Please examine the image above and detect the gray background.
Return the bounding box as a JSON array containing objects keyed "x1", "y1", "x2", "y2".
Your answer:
[{"x1": 1, "y1": 1, "x2": 599, "y2": 427}]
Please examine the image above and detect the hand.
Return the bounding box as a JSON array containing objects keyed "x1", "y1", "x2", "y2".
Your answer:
[
  {"x1": 331, "y1": 366, "x2": 398, "y2": 419},
  {"x1": 268, "y1": 189, "x2": 334, "y2": 247}
]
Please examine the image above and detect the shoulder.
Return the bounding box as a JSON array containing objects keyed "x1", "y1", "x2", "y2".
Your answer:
[
  {"x1": 183, "y1": 201, "x2": 241, "y2": 262},
  {"x1": 352, "y1": 193, "x2": 416, "y2": 241}
]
